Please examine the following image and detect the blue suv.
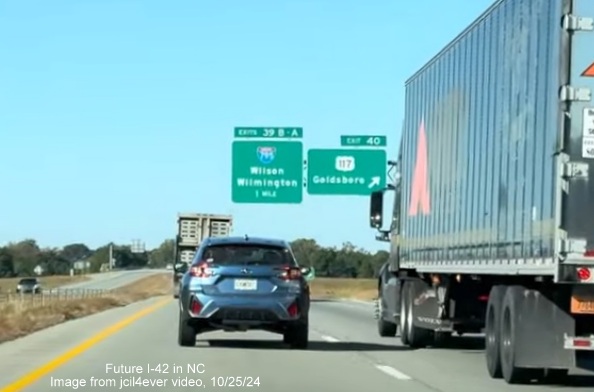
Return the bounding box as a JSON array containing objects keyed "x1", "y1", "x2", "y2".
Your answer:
[{"x1": 177, "y1": 236, "x2": 311, "y2": 349}]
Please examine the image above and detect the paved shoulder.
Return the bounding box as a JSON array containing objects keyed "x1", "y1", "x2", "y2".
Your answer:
[{"x1": 0, "y1": 296, "x2": 169, "y2": 389}]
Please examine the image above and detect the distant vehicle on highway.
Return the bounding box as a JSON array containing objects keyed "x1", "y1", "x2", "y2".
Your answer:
[
  {"x1": 173, "y1": 213, "x2": 233, "y2": 298},
  {"x1": 177, "y1": 235, "x2": 311, "y2": 349},
  {"x1": 16, "y1": 278, "x2": 41, "y2": 294},
  {"x1": 166, "y1": 263, "x2": 173, "y2": 270}
]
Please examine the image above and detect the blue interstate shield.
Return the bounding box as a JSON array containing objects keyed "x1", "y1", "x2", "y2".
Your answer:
[{"x1": 256, "y1": 146, "x2": 276, "y2": 164}]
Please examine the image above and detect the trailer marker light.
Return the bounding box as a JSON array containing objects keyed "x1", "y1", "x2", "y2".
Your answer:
[
  {"x1": 577, "y1": 267, "x2": 591, "y2": 281},
  {"x1": 573, "y1": 339, "x2": 591, "y2": 348}
]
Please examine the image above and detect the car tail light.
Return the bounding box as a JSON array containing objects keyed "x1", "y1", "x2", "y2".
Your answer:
[
  {"x1": 577, "y1": 267, "x2": 591, "y2": 281},
  {"x1": 287, "y1": 301, "x2": 299, "y2": 317},
  {"x1": 278, "y1": 266, "x2": 302, "y2": 281},
  {"x1": 190, "y1": 297, "x2": 202, "y2": 314},
  {"x1": 190, "y1": 262, "x2": 212, "y2": 278},
  {"x1": 584, "y1": 250, "x2": 594, "y2": 257}
]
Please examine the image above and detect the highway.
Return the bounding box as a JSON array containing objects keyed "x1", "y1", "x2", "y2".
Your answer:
[
  {"x1": 59, "y1": 269, "x2": 168, "y2": 291},
  {"x1": 0, "y1": 289, "x2": 593, "y2": 391}
]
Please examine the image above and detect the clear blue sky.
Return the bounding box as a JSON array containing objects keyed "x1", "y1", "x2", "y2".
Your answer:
[{"x1": 0, "y1": 0, "x2": 493, "y2": 251}]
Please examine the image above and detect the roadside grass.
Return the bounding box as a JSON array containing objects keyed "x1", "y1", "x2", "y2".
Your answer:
[
  {"x1": 309, "y1": 277, "x2": 377, "y2": 301},
  {"x1": 0, "y1": 275, "x2": 90, "y2": 293},
  {"x1": 0, "y1": 273, "x2": 171, "y2": 343}
]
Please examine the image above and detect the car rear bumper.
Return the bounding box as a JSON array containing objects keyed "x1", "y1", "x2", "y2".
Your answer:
[
  {"x1": 16, "y1": 288, "x2": 39, "y2": 293},
  {"x1": 181, "y1": 291, "x2": 305, "y2": 325}
]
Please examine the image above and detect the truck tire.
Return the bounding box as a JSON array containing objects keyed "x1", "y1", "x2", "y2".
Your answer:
[
  {"x1": 405, "y1": 281, "x2": 432, "y2": 348},
  {"x1": 399, "y1": 283, "x2": 411, "y2": 345},
  {"x1": 500, "y1": 286, "x2": 540, "y2": 384},
  {"x1": 433, "y1": 331, "x2": 452, "y2": 347},
  {"x1": 377, "y1": 290, "x2": 397, "y2": 337},
  {"x1": 178, "y1": 312, "x2": 196, "y2": 347},
  {"x1": 485, "y1": 285, "x2": 506, "y2": 379}
]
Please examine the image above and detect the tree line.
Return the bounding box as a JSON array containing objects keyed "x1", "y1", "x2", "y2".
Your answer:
[{"x1": 0, "y1": 238, "x2": 389, "y2": 279}]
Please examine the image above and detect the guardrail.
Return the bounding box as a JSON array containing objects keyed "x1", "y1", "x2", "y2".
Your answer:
[{"x1": 0, "y1": 288, "x2": 114, "y2": 306}]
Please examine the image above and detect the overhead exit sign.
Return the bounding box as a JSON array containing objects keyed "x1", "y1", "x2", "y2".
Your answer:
[
  {"x1": 231, "y1": 141, "x2": 303, "y2": 204},
  {"x1": 306, "y1": 148, "x2": 386, "y2": 195},
  {"x1": 234, "y1": 127, "x2": 303, "y2": 139},
  {"x1": 340, "y1": 135, "x2": 387, "y2": 147}
]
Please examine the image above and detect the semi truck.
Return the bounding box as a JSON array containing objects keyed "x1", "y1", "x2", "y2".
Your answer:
[
  {"x1": 370, "y1": 0, "x2": 594, "y2": 385},
  {"x1": 173, "y1": 213, "x2": 233, "y2": 298}
]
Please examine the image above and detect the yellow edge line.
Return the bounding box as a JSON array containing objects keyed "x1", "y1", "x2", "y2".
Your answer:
[{"x1": 0, "y1": 297, "x2": 171, "y2": 392}]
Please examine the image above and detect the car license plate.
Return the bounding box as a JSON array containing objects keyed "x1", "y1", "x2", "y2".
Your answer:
[
  {"x1": 571, "y1": 296, "x2": 594, "y2": 314},
  {"x1": 234, "y1": 279, "x2": 257, "y2": 291}
]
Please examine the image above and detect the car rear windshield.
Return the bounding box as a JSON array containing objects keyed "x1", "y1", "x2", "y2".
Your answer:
[
  {"x1": 200, "y1": 244, "x2": 293, "y2": 266},
  {"x1": 19, "y1": 278, "x2": 37, "y2": 284}
]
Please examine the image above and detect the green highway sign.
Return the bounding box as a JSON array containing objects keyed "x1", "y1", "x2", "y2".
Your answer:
[
  {"x1": 232, "y1": 141, "x2": 303, "y2": 203},
  {"x1": 306, "y1": 149, "x2": 386, "y2": 195},
  {"x1": 234, "y1": 127, "x2": 303, "y2": 139},
  {"x1": 340, "y1": 135, "x2": 387, "y2": 147}
]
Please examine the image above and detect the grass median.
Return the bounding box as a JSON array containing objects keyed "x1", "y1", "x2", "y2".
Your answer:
[
  {"x1": 0, "y1": 273, "x2": 171, "y2": 344},
  {"x1": 309, "y1": 277, "x2": 377, "y2": 301}
]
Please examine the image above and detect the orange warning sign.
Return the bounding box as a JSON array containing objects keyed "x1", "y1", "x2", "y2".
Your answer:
[
  {"x1": 581, "y1": 62, "x2": 594, "y2": 77},
  {"x1": 408, "y1": 119, "x2": 430, "y2": 216}
]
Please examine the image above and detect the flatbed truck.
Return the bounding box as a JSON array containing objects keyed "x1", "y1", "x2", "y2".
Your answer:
[{"x1": 370, "y1": 0, "x2": 594, "y2": 384}]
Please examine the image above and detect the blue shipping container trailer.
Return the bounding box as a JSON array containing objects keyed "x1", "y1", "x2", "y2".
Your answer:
[{"x1": 370, "y1": 0, "x2": 594, "y2": 385}]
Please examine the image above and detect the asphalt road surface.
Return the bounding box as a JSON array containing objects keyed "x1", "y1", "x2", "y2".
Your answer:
[
  {"x1": 61, "y1": 269, "x2": 168, "y2": 291},
  {"x1": 0, "y1": 296, "x2": 593, "y2": 392}
]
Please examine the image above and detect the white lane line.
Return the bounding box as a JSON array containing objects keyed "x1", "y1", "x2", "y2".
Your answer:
[
  {"x1": 375, "y1": 364, "x2": 412, "y2": 381},
  {"x1": 321, "y1": 335, "x2": 340, "y2": 342}
]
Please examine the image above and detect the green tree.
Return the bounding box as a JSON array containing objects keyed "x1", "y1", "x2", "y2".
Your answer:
[
  {"x1": 38, "y1": 249, "x2": 71, "y2": 275},
  {"x1": 87, "y1": 244, "x2": 110, "y2": 273},
  {"x1": 7, "y1": 239, "x2": 41, "y2": 276},
  {"x1": 0, "y1": 237, "x2": 387, "y2": 279},
  {"x1": 149, "y1": 239, "x2": 175, "y2": 267},
  {"x1": 0, "y1": 247, "x2": 15, "y2": 277},
  {"x1": 60, "y1": 243, "x2": 92, "y2": 263},
  {"x1": 290, "y1": 238, "x2": 320, "y2": 267}
]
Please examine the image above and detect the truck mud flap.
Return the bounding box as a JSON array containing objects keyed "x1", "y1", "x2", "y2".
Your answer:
[
  {"x1": 511, "y1": 287, "x2": 575, "y2": 369},
  {"x1": 408, "y1": 279, "x2": 452, "y2": 331}
]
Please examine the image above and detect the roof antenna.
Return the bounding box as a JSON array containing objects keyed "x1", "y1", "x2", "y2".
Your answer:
[{"x1": 244, "y1": 234, "x2": 249, "y2": 241}]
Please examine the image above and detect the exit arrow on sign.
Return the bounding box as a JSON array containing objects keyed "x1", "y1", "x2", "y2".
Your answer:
[{"x1": 368, "y1": 176, "x2": 380, "y2": 188}]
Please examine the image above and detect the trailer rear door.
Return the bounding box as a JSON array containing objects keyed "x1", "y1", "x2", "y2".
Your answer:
[{"x1": 559, "y1": 0, "x2": 594, "y2": 274}]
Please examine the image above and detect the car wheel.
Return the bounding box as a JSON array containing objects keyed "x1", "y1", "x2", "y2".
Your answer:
[
  {"x1": 285, "y1": 322, "x2": 308, "y2": 349},
  {"x1": 178, "y1": 312, "x2": 196, "y2": 347}
]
